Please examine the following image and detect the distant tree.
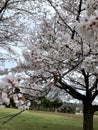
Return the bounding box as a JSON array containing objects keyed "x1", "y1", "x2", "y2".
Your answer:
[
  {"x1": 41, "y1": 97, "x2": 52, "y2": 111},
  {"x1": 30, "y1": 97, "x2": 63, "y2": 111},
  {"x1": 51, "y1": 99, "x2": 63, "y2": 111},
  {"x1": 57, "y1": 102, "x2": 76, "y2": 114}
]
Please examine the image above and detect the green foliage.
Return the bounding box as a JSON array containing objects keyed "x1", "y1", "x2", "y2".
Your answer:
[
  {"x1": 30, "y1": 97, "x2": 76, "y2": 114},
  {"x1": 30, "y1": 97, "x2": 63, "y2": 111},
  {"x1": 58, "y1": 106, "x2": 76, "y2": 114},
  {"x1": 52, "y1": 99, "x2": 63, "y2": 109},
  {"x1": 41, "y1": 97, "x2": 53, "y2": 110}
]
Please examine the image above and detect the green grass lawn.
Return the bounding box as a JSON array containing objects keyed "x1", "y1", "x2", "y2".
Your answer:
[{"x1": 0, "y1": 108, "x2": 98, "y2": 130}]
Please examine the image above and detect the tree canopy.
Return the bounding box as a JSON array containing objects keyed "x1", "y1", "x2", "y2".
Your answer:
[{"x1": 0, "y1": 0, "x2": 98, "y2": 130}]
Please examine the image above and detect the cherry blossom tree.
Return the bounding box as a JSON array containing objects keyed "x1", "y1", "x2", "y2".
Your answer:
[
  {"x1": 0, "y1": 0, "x2": 24, "y2": 66},
  {"x1": 15, "y1": 0, "x2": 98, "y2": 130},
  {"x1": 0, "y1": 0, "x2": 53, "y2": 123},
  {"x1": 1, "y1": 0, "x2": 98, "y2": 130},
  {"x1": 0, "y1": 0, "x2": 53, "y2": 107},
  {"x1": 0, "y1": 0, "x2": 45, "y2": 68}
]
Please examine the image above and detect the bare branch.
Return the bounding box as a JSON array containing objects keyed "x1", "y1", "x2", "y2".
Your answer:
[
  {"x1": 0, "y1": 110, "x2": 25, "y2": 125},
  {"x1": 47, "y1": 0, "x2": 73, "y2": 32},
  {"x1": 90, "y1": 77, "x2": 98, "y2": 91},
  {"x1": 0, "y1": 0, "x2": 10, "y2": 14},
  {"x1": 62, "y1": 59, "x2": 83, "y2": 77},
  {"x1": 91, "y1": 90, "x2": 98, "y2": 102}
]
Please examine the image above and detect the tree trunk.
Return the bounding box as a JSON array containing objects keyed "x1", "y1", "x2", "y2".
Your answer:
[{"x1": 83, "y1": 104, "x2": 94, "y2": 130}]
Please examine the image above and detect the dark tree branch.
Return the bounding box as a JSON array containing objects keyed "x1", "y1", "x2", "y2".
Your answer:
[
  {"x1": 81, "y1": 68, "x2": 87, "y2": 77},
  {"x1": 47, "y1": 0, "x2": 73, "y2": 32},
  {"x1": 57, "y1": 79, "x2": 86, "y2": 101},
  {"x1": 90, "y1": 77, "x2": 98, "y2": 91},
  {"x1": 76, "y1": 0, "x2": 83, "y2": 21},
  {"x1": 81, "y1": 69, "x2": 89, "y2": 89},
  {"x1": 0, "y1": 0, "x2": 10, "y2": 14},
  {"x1": 91, "y1": 90, "x2": 98, "y2": 102},
  {"x1": 71, "y1": 0, "x2": 83, "y2": 39},
  {"x1": 67, "y1": 77, "x2": 85, "y2": 88},
  {"x1": 62, "y1": 59, "x2": 83, "y2": 77}
]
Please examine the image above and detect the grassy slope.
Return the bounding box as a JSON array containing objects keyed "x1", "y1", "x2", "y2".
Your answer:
[{"x1": 0, "y1": 108, "x2": 97, "y2": 130}]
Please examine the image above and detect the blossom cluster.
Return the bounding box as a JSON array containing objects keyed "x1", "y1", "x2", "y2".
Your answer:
[
  {"x1": 0, "y1": 75, "x2": 31, "y2": 110},
  {"x1": 77, "y1": 15, "x2": 98, "y2": 42}
]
